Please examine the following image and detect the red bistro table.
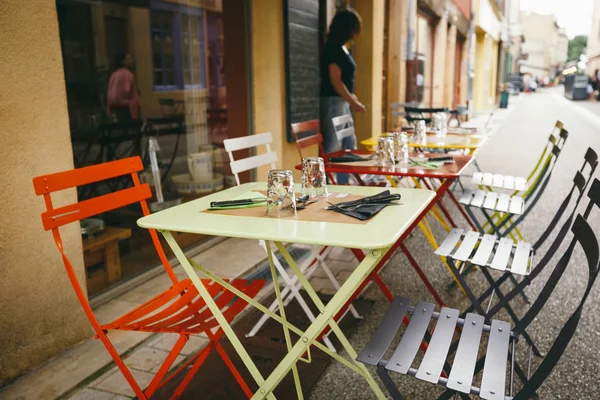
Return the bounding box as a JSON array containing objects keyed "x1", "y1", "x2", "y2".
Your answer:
[{"x1": 295, "y1": 150, "x2": 475, "y2": 311}]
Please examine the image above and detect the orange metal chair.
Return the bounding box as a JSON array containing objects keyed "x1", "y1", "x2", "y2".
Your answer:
[{"x1": 32, "y1": 156, "x2": 265, "y2": 399}]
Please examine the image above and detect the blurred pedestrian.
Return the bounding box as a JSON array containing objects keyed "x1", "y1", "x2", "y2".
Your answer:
[{"x1": 107, "y1": 54, "x2": 141, "y2": 122}]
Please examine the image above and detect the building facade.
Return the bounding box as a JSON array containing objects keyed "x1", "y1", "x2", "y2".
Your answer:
[
  {"x1": 0, "y1": 0, "x2": 485, "y2": 385},
  {"x1": 520, "y1": 12, "x2": 568, "y2": 80},
  {"x1": 587, "y1": 0, "x2": 600, "y2": 73}
]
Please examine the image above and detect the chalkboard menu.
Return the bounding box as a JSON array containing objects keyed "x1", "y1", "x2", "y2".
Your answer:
[{"x1": 283, "y1": 0, "x2": 321, "y2": 142}]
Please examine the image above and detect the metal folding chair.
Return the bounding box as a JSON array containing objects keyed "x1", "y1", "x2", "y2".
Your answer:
[
  {"x1": 357, "y1": 177, "x2": 600, "y2": 399},
  {"x1": 223, "y1": 132, "x2": 361, "y2": 353},
  {"x1": 460, "y1": 126, "x2": 568, "y2": 242},
  {"x1": 32, "y1": 157, "x2": 265, "y2": 399},
  {"x1": 436, "y1": 148, "x2": 598, "y2": 355}
]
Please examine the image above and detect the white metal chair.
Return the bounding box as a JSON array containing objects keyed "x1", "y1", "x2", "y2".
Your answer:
[
  {"x1": 223, "y1": 132, "x2": 360, "y2": 352},
  {"x1": 331, "y1": 113, "x2": 355, "y2": 144}
]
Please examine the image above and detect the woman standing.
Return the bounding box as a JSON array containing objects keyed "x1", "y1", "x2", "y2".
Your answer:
[{"x1": 320, "y1": 8, "x2": 365, "y2": 184}]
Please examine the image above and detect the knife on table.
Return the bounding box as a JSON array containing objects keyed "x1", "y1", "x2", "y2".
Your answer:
[{"x1": 210, "y1": 198, "x2": 266, "y2": 208}]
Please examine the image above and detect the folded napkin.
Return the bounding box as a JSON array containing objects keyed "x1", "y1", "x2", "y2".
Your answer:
[
  {"x1": 408, "y1": 159, "x2": 444, "y2": 169},
  {"x1": 327, "y1": 190, "x2": 400, "y2": 221}
]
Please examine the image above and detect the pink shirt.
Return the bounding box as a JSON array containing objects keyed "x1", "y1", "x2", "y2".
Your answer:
[{"x1": 107, "y1": 68, "x2": 140, "y2": 119}]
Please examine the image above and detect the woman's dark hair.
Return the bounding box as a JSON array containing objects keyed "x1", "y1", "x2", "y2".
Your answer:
[{"x1": 327, "y1": 8, "x2": 362, "y2": 44}]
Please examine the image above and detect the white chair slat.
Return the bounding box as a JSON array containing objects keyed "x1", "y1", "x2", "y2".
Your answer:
[
  {"x1": 471, "y1": 190, "x2": 487, "y2": 207},
  {"x1": 230, "y1": 152, "x2": 278, "y2": 175},
  {"x1": 492, "y1": 174, "x2": 504, "y2": 188},
  {"x1": 435, "y1": 228, "x2": 464, "y2": 257},
  {"x1": 471, "y1": 234, "x2": 496, "y2": 266},
  {"x1": 453, "y1": 231, "x2": 481, "y2": 262},
  {"x1": 510, "y1": 242, "x2": 532, "y2": 275},
  {"x1": 336, "y1": 127, "x2": 355, "y2": 141},
  {"x1": 223, "y1": 132, "x2": 273, "y2": 153},
  {"x1": 509, "y1": 196, "x2": 525, "y2": 215},
  {"x1": 490, "y1": 238, "x2": 514, "y2": 271},
  {"x1": 503, "y1": 175, "x2": 515, "y2": 190},
  {"x1": 472, "y1": 172, "x2": 483, "y2": 185},
  {"x1": 482, "y1": 173, "x2": 494, "y2": 186},
  {"x1": 483, "y1": 192, "x2": 499, "y2": 210},
  {"x1": 514, "y1": 177, "x2": 528, "y2": 191},
  {"x1": 332, "y1": 114, "x2": 354, "y2": 127},
  {"x1": 459, "y1": 189, "x2": 474, "y2": 204},
  {"x1": 496, "y1": 193, "x2": 511, "y2": 213}
]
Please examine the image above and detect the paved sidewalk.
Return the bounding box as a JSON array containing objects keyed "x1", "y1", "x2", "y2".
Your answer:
[{"x1": 0, "y1": 238, "x2": 359, "y2": 400}]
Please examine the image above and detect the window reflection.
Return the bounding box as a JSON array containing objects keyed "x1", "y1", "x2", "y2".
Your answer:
[{"x1": 56, "y1": 0, "x2": 232, "y2": 297}]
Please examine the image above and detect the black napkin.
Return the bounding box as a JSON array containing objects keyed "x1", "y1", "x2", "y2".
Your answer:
[
  {"x1": 328, "y1": 153, "x2": 371, "y2": 163},
  {"x1": 328, "y1": 190, "x2": 399, "y2": 221}
]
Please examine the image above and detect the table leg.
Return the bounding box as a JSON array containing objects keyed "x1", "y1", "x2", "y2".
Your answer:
[
  {"x1": 256, "y1": 242, "x2": 388, "y2": 399},
  {"x1": 160, "y1": 230, "x2": 276, "y2": 399},
  {"x1": 265, "y1": 242, "x2": 304, "y2": 399}
]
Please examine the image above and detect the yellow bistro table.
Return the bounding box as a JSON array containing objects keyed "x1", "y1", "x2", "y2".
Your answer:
[
  {"x1": 361, "y1": 132, "x2": 487, "y2": 155},
  {"x1": 138, "y1": 182, "x2": 435, "y2": 399}
]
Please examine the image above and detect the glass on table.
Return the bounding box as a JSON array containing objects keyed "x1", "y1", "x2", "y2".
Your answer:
[
  {"x1": 414, "y1": 120, "x2": 427, "y2": 141},
  {"x1": 301, "y1": 157, "x2": 328, "y2": 198},
  {"x1": 435, "y1": 112, "x2": 448, "y2": 137},
  {"x1": 394, "y1": 132, "x2": 409, "y2": 164},
  {"x1": 267, "y1": 169, "x2": 297, "y2": 217},
  {"x1": 376, "y1": 135, "x2": 396, "y2": 167}
]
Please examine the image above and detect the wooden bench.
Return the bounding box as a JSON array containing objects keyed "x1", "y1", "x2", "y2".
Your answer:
[{"x1": 83, "y1": 227, "x2": 132, "y2": 289}]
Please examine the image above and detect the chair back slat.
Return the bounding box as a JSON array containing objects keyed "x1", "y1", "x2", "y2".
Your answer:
[
  {"x1": 332, "y1": 114, "x2": 353, "y2": 128},
  {"x1": 291, "y1": 119, "x2": 327, "y2": 160},
  {"x1": 223, "y1": 132, "x2": 273, "y2": 153},
  {"x1": 223, "y1": 132, "x2": 276, "y2": 185},
  {"x1": 41, "y1": 184, "x2": 152, "y2": 230},
  {"x1": 33, "y1": 157, "x2": 143, "y2": 195},
  {"x1": 230, "y1": 152, "x2": 278, "y2": 176}
]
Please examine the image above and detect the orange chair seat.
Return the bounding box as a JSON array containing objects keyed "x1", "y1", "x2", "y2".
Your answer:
[{"x1": 102, "y1": 278, "x2": 265, "y2": 335}]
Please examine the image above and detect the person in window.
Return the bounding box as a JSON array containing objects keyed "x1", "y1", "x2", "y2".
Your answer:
[
  {"x1": 320, "y1": 8, "x2": 365, "y2": 184},
  {"x1": 106, "y1": 54, "x2": 141, "y2": 122}
]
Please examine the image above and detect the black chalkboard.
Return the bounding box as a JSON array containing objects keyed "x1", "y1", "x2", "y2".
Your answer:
[{"x1": 283, "y1": 0, "x2": 321, "y2": 142}]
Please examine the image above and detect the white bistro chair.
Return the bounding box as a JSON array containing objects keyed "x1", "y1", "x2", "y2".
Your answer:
[{"x1": 223, "y1": 132, "x2": 361, "y2": 353}]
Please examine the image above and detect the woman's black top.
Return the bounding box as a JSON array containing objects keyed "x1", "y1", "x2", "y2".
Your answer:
[{"x1": 320, "y1": 40, "x2": 356, "y2": 97}]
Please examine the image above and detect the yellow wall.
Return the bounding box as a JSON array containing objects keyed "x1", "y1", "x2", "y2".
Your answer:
[
  {"x1": 251, "y1": 0, "x2": 313, "y2": 183},
  {"x1": 354, "y1": 0, "x2": 385, "y2": 142},
  {"x1": 0, "y1": 0, "x2": 90, "y2": 384},
  {"x1": 386, "y1": 0, "x2": 408, "y2": 130},
  {"x1": 473, "y1": 32, "x2": 500, "y2": 110},
  {"x1": 431, "y1": 13, "x2": 448, "y2": 107}
]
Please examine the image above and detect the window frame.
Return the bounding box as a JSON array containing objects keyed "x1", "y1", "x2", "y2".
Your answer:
[{"x1": 150, "y1": 0, "x2": 207, "y2": 91}]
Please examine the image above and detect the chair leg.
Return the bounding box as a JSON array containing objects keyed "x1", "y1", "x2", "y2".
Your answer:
[
  {"x1": 376, "y1": 362, "x2": 405, "y2": 400},
  {"x1": 145, "y1": 334, "x2": 189, "y2": 397},
  {"x1": 95, "y1": 330, "x2": 148, "y2": 399},
  {"x1": 208, "y1": 329, "x2": 254, "y2": 399}
]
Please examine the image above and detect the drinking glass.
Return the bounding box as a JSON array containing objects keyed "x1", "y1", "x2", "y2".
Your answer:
[
  {"x1": 266, "y1": 169, "x2": 296, "y2": 217},
  {"x1": 301, "y1": 157, "x2": 328, "y2": 198},
  {"x1": 395, "y1": 132, "x2": 409, "y2": 164},
  {"x1": 267, "y1": 169, "x2": 296, "y2": 218},
  {"x1": 415, "y1": 120, "x2": 427, "y2": 140},
  {"x1": 376, "y1": 136, "x2": 396, "y2": 167},
  {"x1": 436, "y1": 112, "x2": 448, "y2": 137}
]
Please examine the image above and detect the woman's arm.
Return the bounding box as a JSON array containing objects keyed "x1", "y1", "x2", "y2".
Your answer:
[{"x1": 328, "y1": 64, "x2": 365, "y2": 113}]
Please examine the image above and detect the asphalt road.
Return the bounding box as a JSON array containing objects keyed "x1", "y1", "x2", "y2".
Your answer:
[{"x1": 310, "y1": 87, "x2": 600, "y2": 400}]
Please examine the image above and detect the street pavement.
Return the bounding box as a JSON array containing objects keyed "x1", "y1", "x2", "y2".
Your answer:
[{"x1": 310, "y1": 87, "x2": 600, "y2": 400}]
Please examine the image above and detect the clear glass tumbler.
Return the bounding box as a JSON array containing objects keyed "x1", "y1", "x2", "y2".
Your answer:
[
  {"x1": 266, "y1": 169, "x2": 296, "y2": 217},
  {"x1": 376, "y1": 136, "x2": 396, "y2": 167},
  {"x1": 436, "y1": 112, "x2": 448, "y2": 137},
  {"x1": 414, "y1": 120, "x2": 427, "y2": 145},
  {"x1": 394, "y1": 132, "x2": 409, "y2": 164},
  {"x1": 301, "y1": 157, "x2": 328, "y2": 198}
]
